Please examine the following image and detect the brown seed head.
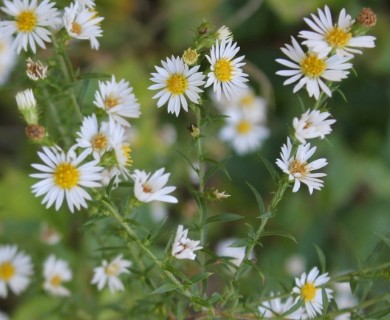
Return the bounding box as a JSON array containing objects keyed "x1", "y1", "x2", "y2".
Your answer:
[{"x1": 357, "y1": 8, "x2": 377, "y2": 28}]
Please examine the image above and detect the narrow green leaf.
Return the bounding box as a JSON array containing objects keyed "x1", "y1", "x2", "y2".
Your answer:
[
  {"x1": 257, "y1": 153, "x2": 279, "y2": 183},
  {"x1": 147, "y1": 216, "x2": 168, "y2": 244},
  {"x1": 314, "y1": 244, "x2": 326, "y2": 273},
  {"x1": 203, "y1": 157, "x2": 232, "y2": 183},
  {"x1": 244, "y1": 260, "x2": 264, "y2": 282},
  {"x1": 189, "y1": 272, "x2": 213, "y2": 284},
  {"x1": 83, "y1": 215, "x2": 109, "y2": 228},
  {"x1": 377, "y1": 233, "x2": 390, "y2": 248},
  {"x1": 205, "y1": 213, "x2": 243, "y2": 224},
  {"x1": 246, "y1": 182, "x2": 265, "y2": 217},
  {"x1": 228, "y1": 238, "x2": 251, "y2": 248},
  {"x1": 149, "y1": 283, "x2": 177, "y2": 295},
  {"x1": 322, "y1": 287, "x2": 329, "y2": 314},
  {"x1": 260, "y1": 231, "x2": 297, "y2": 243},
  {"x1": 176, "y1": 149, "x2": 197, "y2": 172}
]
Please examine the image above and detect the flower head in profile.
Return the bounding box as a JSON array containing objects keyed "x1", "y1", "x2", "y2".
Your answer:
[
  {"x1": 0, "y1": 35, "x2": 17, "y2": 85},
  {"x1": 94, "y1": 76, "x2": 141, "y2": 127},
  {"x1": 91, "y1": 255, "x2": 131, "y2": 293},
  {"x1": 276, "y1": 138, "x2": 327, "y2": 194},
  {"x1": 258, "y1": 292, "x2": 307, "y2": 319},
  {"x1": 16, "y1": 88, "x2": 39, "y2": 125},
  {"x1": 299, "y1": 5, "x2": 376, "y2": 57},
  {"x1": 172, "y1": 225, "x2": 202, "y2": 260},
  {"x1": 216, "y1": 238, "x2": 254, "y2": 267},
  {"x1": 43, "y1": 255, "x2": 72, "y2": 297},
  {"x1": 276, "y1": 37, "x2": 352, "y2": 100},
  {"x1": 149, "y1": 56, "x2": 206, "y2": 117},
  {"x1": 30, "y1": 146, "x2": 103, "y2": 213},
  {"x1": 0, "y1": 0, "x2": 61, "y2": 53},
  {"x1": 292, "y1": 267, "x2": 333, "y2": 318},
  {"x1": 205, "y1": 39, "x2": 248, "y2": 101},
  {"x1": 293, "y1": 109, "x2": 336, "y2": 144},
  {"x1": 0, "y1": 245, "x2": 33, "y2": 298},
  {"x1": 132, "y1": 168, "x2": 178, "y2": 203},
  {"x1": 63, "y1": 1, "x2": 104, "y2": 50},
  {"x1": 216, "y1": 25, "x2": 233, "y2": 41}
]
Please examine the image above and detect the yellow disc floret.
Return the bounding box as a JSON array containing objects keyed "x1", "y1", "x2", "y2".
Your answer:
[
  {"x1": 104, "y1": 95, "x2": 119, "y2": 110},
  {"x1": 300, "y1": 54, "x2": 326, "y2": 78},
  {"x1": 236, "y1": 120, "x2": 252, "y2": 134},
  {"x1": 215, "y1": 58, "x2": 233, "y2": 82},
  {"x1": 325, "y1": 27, "x2": 352, "y2": 49},
  {"x1": 301, "y1": 282, "x2": 317, "y2": 302},
  {"x1": 91, "y1": 133, "x2": 108, "y2": 152},
  {"x1": 289, "y1": 159, "x2": 308, "y2": 176},
  {"x1": 54, "y1": 163, "x2": 80, "y2": 189},
  {"x1": 0, "y1": 261, "x2": 15, "y2": 281},
  {"x1": 50, "y1": 274, "x2": 62, "y2": 287},
  {"x1": 16, "y1": 11, "x2": 37, "y2": 32},
  {"x1": 166, "y1": 74, "x2": 188, "y2": 95}
]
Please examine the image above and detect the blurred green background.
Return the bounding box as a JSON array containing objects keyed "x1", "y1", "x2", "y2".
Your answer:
[{"x1": 0, "y1": 0, "x2": 389, "y2": 318}]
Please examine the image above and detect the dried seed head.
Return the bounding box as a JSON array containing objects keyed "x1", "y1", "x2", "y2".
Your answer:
[
  {"x1": 182, "y1": 48, "x2": 199, "y2": 66},
  {"x1": 26, "y1": 58, "x2": 48, "y2": 81},
  {"x1": 357, "y1": 8, "x2": 377, "y2": 28},
  {"x1": 25, "y1": 124, "x2": 46, "y2": 142}
]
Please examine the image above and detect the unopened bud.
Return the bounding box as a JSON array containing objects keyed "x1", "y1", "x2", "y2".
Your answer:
[
  {"x1": 182, "y1": 48, "x2": 199, "y2": 66},
  {"x1": 25, "y1": 124, "x2": 46, "y2": 142},
  {"x1": 357, "y1": 8, "x2": 377, "y2": 28},
  {"x1": 16, "y1": 89, "x2": 39, "y2": 125},
  {"x1": 207, "y1": 188, "x2": 231, "y2": 201},
  {"x1": 188, "y1": 123, "x2": 200, "y2": 138},
  {"x1": 26, "y1": 58, "x2": 48, "y2": 81}
]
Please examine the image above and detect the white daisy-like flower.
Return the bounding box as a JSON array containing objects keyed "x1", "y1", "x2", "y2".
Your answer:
[
  {"x1": 109, "y1": 122, "x2": 133, "y2": 179},
  {"x1": 132, "y1": 168, "x2": 178, "y2": 203},
  {"x1": 299, "y1": 5, "x2": 376, "y2": 57},
  {"x1": 275, "y1": 138, "x2": 327, "y2": 194},
  {"x1": 292, "y1": 267, "x2": 333, "y2": 319},
  {"x1": 276, "y1": 37, "x2": 352, "y2": 100},
  {"x1": 0, "y1": 35, "x2": 17, "y2": 85},
  {"x1": 205, "y1": 39, "x2": 248, "y2": 101},
  {"x1": 172, "y1": 225, "x2": 202, "y2": 260},
  {"x1": 216, "y1": 25, "x2": 233, "y2": 41},
  {"x1": 30, "y1": 146, "x2": 103, "y2": 213},
  {"x1": 0, "y1": 311, "x2": 9, "y2": 320},
  {"x1": 0, "y1": 0, "x2": 61, "y2": 54},
  {"x1": 63, "y1": 1, "x2": 104, "y2": 50},
  {"x1": 334, "y1": 282, "x2": 358, "y2": 320},
  {"x1": 77, "y1": 0, "x2": 95, "y2": 9},
  {"x1": 0, "y1": 245, "x2": 33, "y2": 298},
  {"x1": 219, "y1": 110, "x2": 269, "y2": 155},
  {"x1": 258, "y1": 293, "x2": 307, "y2": 319},
  {"x1": 215, "y1": 238, "x2": 254, "y2": 267},
  {"x1": 94, "y1": 75, "x2": 141, "y2": 127},
  {"x1": 293, "y1": 109, "x2": 336, "y2": 144},
  {"x1": 91, "y1": 254, "x2": 131, "y2": 293},
  {"x1": 149, "y1": 56, "x2": 206, "y2": 117},
  {"x1": 43, "y1": 255, "x2": 72, "y2": 297}
]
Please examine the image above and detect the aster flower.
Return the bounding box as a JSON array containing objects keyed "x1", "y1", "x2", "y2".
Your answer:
[
  {"x1": 30, "y1": 146, "x2": 103, "y2": 213},
  {"x1": 334, "y1": 282, "x2": 358, "y2": 320},
  {"x1": 292, "y1": 267, "x2": 333, "y2": 318},
  {"x1": 215, "y1": 238, "x2": 254, "y2": 267},
  {"x1": 132, "y1": 168, "x2": 178, "y2": 203},
  {"x1": 205, "y1": 39, "x2": 248, "y2": 101},
  {"x1": 16, "y1": 88, "x2": 39, "y2": 125},
  {"x1": 63, "y1": 1, "x2": 104, "y2": 50},
  {"x1": 219, "y1": 110, "x2": 269, "y2": 155},
  {"x1": 0, "y1": 0, "x2": 61, "y2": 54},
  {"x1": 275, "y1": 138, "x2": 327, "y2": 194},
  {"x1": 43, "y1": 255, "x2": 72, "y2": 297},
  {"x1": 293, "y1": 109, "x2": 336, "y2": 144},
  {"x1": 299, "y1": 5, "x2": 376, "y2": 57},
  {"x1": 149, "y1": 56, "x2": 206, "y2": 117},
  {"x1": 0, "y1": 35, "x2": 17, "y2": 85},
  {"x1": 91, "y1": 255, "x2": 131, "y2": 293},
  {"x1": 0, "y1": 311, "x2": 9, "y2": 320},
  {"x1": 94, "y1": 75, "x2": 141, "y2": 127},
  {"x1": 0, "y1": 245, "x2": 33, "y2": 298},
  {"x1": 276, "y1": 37, "x2": 352, "y2": 100},
  {"x1": 77, "y1": 0, "x2": 95, "y2": 9},
  {"x1": 172, "y1": 225, "x2": 202, "y2": 260},
  {"x1": 258, "y1": 293, "x2": 307, "y2": 319},
  {"x1": 216, "y1": 25, "x2": 233, "y2": 41}
]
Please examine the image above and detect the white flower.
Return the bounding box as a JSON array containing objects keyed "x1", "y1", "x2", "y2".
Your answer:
[
  {"x1": 216, "y1": 25, "x2": 233, "y2": 41},
  {"x1": 205, "y1": 39, "x2": 248, "y2": 101},
  {"x1": 0, "y1": 0, "x2": 61, "y2": 54},
  {"x1": 43, "y1": 255, "x2": 72, "y2": 297},
  {"x1": 30, "y1": 146, "x2": 103, "y2": 213},
  {"x1": 215, "y1": 238, "x2": 254, "y2": 267},
  {"x1": 292, "y1": 267, "x2": 333, "y2": 319},
  {"x1": 0, "y1": 311, "x2": 9, "y2": 320},
  {"x1": 0, "y1": 35, "x2": 17, "y2": 85},
  {"x1": 91, "y1": 255, "x2": 131, "y2": 293},
  {"x1": 149, "y1": 56, "x2": 206, "y2": 117},
  {"x1": 334, "y1": 282, "x2": 358, "y2": 320},
  {"x1": 285, "y1": 254, "x2": 306, "y2": 277},
  {"x1": 77, "y1": 0, "x2": 95, "y2": 9},
  {"x1": 16, "y1": 88, "x2": 39, "y2": 125},
  {"x1": 109, "y1": 122, "x2": 133, "y2": 179},
  {"x1": 299, "y1": 5, "x2": 376, "y2": 57},
  {"x1": 293, "y1": 109, "x2": 336, "y2": 144},
  {"x1": 63, "y1": 2, "x2": 104, "y2": 50},
  {"x1": 0, "y1": 245, "x2": 33, "y2": 298},
  {"x1": 40, "y1": 222, "x2": 61, "y2": 245},
  {"x1": 219, "y1": 110, "x2": 269, "y2": 155},
  {"x1": 276, "y1": 37, "x2": 352, "y2": 100},
  {"x1": 132, "y1": 168, "x2": 178, "y2": 203},
  {"x1": 275, "y1": 138, "x2": 328, "y2": 194},
  {"x1": 258, "y1": 293, "x2": 307, "y2": 319},
  {"x1": 172, "y1": 225, "x2": 202, "y2": 260},
  {"x1": 94, "y1": 75, "x2": 141, "y2": 126}
]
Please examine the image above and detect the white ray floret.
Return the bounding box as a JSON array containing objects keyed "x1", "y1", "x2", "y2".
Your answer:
[
  {"x1": 172, "y1": 225, "x2": 202, "y2": 260},
  {"x1": 258, "y1": 292, "x2": 307, "y2": 319},
  {"x1": 0, "y1": 35, "x2": 17, "y2": 85},
  {"x1": 43, "y1": 255, "x2": 72, "y2": 297}
]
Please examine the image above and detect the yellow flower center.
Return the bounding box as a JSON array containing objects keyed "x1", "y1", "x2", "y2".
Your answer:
[
  {"x1": 289, "y1": 159, "x2": 308, "y2": 176},
  {"x1": 325, "y1": 27, "x2": 352, "y2": 48},
  {"x1": 240, "y1": 94, "x2": 255, "y2": 107},
  {"x1": 300, "y1": 54, "x2": 326, "y2": 78},
  {"x1": 121, "y1": 145, "x2": 133, "y2": 167},
  {"x1": 50, "y1": 274, "x2": 62, "y2": 287},
  {"x1": 16, "y1": 10, "x2": 37, "y2": 32},
  {"x1": 142, "y1": 183, "x2": 153, "y2": 193},
  {"x1": 0, "y1": 261, "x2": 15, "y2": 281},
  {"x1": 301, "y1": 283, "x2": 317, "y2": 302},
  {"x1": 182, "y1": 48, "x2": 199, "y2": 65},
  {"x1": 166, "y1": 74, "x2": 188, "y2": 95},
  {"x1": 91, "y1": 133, "x2": 108, "y2": 152},
  {"x1": 71, "y1": 22, "x2": 82, "y2": 35},
  {"x1": 236, "y1": 120, "x2": 252, "y2": 134},
  {"x1": 215, "y1": 58, "x2": 233, "y2": 82},
  {"x1": 105, "y1": 262, "x2": 119, "y2": 276},
  {"x1": 54, "y1": 163, "x2": 80, "y2": 189},
  {"x1": 303, "y1": 121, "x2": 312, "y2": 129},
  {"x1": 104, "y1": 95, "x2": 119, "y2": 110}
]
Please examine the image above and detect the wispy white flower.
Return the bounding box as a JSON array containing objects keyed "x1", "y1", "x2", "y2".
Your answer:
[
  {"x1": 172, "y1": 225, "x2": 202, "y2": 260},
  {"x1": 0, "y1": 35, "x2": 17, "y2": 85},
  {"x1": 205, "y1": 39, "x2": 248, "y2": 101},
  {"x1": 216, "y1": 25, "x2": 233, "y2": 41},
  {"x1": 43, "y1": 255, "x2": 72, "y2": 297},
  {"x1": 216, "y1": 238, "x2": 254, "y2": 267},
  {"x1": 149, "y1": 56, "x2": 206, "y2": 117},
  {"x1": 132, "y1": 168, "x2": 178, "y2": 203},
  {"x1": 40, "y1": 223, "x2": 61, "y2": 245},
  {"x1": 94, "y1": 75, "x2": 141, "y2": 127},
  {"x1": 299, "y1": 5, "x2": 376, "y2": 57},
  {"x1": 276, "y1": 37, "x2": 352, "y2": 100},
  {"x1": 91, "y1": 255, "x2": 131, "y2": 293},
  {"x1": 293, "y1": 109, "x2": 336, "y2": 144},
  {"x1": 292, "y1": 267, "x2": 333, "y2": 319},
  {"x1": 0, "y1": 0, "x2": 61, "y2": 54},
  {"x1": 0, "y1": 245, "x2": 33, "y2": 298},
  {"x1": 258, "y1": 293, "x2": 307, "y2": 319},
  {"x1": 30, "y1": 146, "x2": 103, "y2": 213},
  {"x1": 63, "y1": 1, "x2": 104, "y2": 50},
  {"x1": 275, "y1": 138, "x2": 327, "y2": 194}
]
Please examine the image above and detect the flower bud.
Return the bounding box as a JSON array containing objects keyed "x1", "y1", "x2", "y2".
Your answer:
[
  {"x1": 25, "y1": 124, "x2": 46, "y2": 142},
  {"x1": 16, "y1": 89, "x2": 39, "y2": 125},
  {"x1": 182, "y1": 48, "x2": 199, "y2": 66},
  {"x1": 188, "y1": 123, "x2": 200, "y2": 138}
]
